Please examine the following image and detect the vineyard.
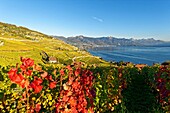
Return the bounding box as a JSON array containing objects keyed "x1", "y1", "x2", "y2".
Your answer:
[{"x1": 0, "y1": 57, "x2": 169, "y2": 113}]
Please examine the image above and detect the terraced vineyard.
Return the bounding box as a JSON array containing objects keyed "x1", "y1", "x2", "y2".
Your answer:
[{"x1": 0, "y1": 22, "x2": 108, "y2": 66}]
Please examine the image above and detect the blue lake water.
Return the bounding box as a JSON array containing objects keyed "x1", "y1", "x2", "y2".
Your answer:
[{"x1": 88, "y1": 46, "x2": 170, "y2": 65}]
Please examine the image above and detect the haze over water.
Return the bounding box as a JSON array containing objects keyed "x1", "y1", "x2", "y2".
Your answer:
[{"x1": 88, "y1": 46, "x2": 170, "y2": 65}]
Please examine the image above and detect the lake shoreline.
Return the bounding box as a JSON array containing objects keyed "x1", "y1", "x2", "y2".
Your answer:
[{"x1": 88, "y1": 46, "x2": 170, "y2": 66}]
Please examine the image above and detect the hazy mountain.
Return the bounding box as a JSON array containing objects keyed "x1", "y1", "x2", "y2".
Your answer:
[{"x1": 53, "y1": 35, "x2": 168, "y2": 49}]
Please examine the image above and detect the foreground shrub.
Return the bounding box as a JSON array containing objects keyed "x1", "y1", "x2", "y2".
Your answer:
[
  {"x1": 92, "y1": 66, "x2": 122, "y2": 113},
  {"x1": 120, "y1": 66, "x2": 170, "y2": 112}
]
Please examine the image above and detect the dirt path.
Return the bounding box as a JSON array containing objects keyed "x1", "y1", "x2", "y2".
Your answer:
[{"x1": 72, "y1": 55, "x2": 98, "y2": 62}]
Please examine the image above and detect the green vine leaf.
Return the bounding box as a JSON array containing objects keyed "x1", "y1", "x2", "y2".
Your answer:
[
  {"x1": 0, "y1": 92, "x2": 4, "y2": 99},
  {"x1": 10, "y1": 83, "x2": 17, "y2": 89}
]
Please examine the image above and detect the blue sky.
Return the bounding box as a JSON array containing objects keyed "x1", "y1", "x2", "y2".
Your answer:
[{"x1": 0, "y1": 0, "x2": 170, "y2": 41}]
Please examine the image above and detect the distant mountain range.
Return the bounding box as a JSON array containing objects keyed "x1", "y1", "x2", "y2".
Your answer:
[{"x1": 53, "y1": 35, "x2": 170, "y2": 49}]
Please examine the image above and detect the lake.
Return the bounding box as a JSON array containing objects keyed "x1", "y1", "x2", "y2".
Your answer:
[{"x1": 88, "y1": 46, "x2": 170, "y2": 65}]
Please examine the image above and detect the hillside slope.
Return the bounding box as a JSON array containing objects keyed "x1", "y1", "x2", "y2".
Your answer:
[{"x1": 0, "y1": 22, "x2": 106, "y2": 66}]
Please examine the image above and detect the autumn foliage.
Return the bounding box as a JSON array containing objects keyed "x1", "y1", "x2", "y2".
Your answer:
[
  {"x1": 2, "y1": 57, "x2": 95, "y2": 112},
  {"x1": 0, "y1": 57, "x2": 170, "y2": 112}
]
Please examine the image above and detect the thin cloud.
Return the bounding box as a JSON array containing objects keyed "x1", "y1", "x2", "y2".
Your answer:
[{"x1": 92, "y1": 16, "x2": 103, "y2": 22}]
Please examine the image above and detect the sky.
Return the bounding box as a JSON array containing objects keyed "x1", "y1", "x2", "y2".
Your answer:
[{"x1": 0, "y1": 0, "x2": 170, "y2": 41}]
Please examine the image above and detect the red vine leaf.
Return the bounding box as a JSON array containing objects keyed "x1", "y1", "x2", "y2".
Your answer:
[
  {"x1": 49, "y1": 81, "x2": 57, "y2": 89},
  {"x1": 35, "y1": 103, "x2": 41, "y2": 112}
]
